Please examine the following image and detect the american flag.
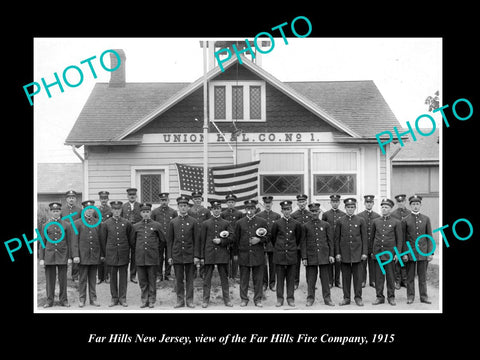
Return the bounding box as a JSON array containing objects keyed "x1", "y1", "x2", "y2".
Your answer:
[{"x1": 175, "y1": 160, "x2": 261, "y2": 205}]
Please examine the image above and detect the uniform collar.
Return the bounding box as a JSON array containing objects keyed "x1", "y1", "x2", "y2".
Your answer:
[
  {"x1": 50, "y1": 217, "x2": 61, "y2": 222},
  {"x1": 411, "y1": 211, "x2": 420, "y2": 216},
  {"x1": 383, "y1": 215, "x2": 391, "y2": 220}
]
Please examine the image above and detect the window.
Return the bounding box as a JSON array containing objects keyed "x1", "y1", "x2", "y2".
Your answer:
[
  {"x1": 140, "y1": 174, "x2": 162, "y2": 203},
  {"x1": 312, "y1": 151, "x2": 358, "y2": 197},
  {"x1": 214, "y1": 86, "x2": 226, "y2": 119},
  {"x1": 132, "y1": 166, "x2": 169, "y2": 205},
  {"x1": 209, "y1": 81, "x2": 266, "y2": 121},
  {"x1": 314, "y1": 174, "x2": 356, "y2": 195},
  {"x1": 261, "y1": 174, "x2": 304, "y2": 195}
]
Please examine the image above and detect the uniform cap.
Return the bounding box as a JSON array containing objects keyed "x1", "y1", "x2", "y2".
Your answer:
[
  {"x1": 244, "y1": 199, "x2": 258, "y2": 208},
  {"x1": 296, "y1": 194, "x2": 308, "y2": 201},
  {"x1": 140, "y1": 202, "x2": 152, "y2": 211},
  {"x1": 65, "y1": 190, "x2": 77, "y2": 197},
  {"x1": 280, "y1": 200, "x2": 292, "y2": 209},
  {"x1": 409, "y1": 195, "x2": 422, "y2": 204},
  {"x1": 381, "y1": 198, "x2": 395, "y2": 208},
  {"x1": 159, "y1": 192, "x2": 170, "y2": 199},
  {"x1": 343, "y1": 198, "x2": 357, "y2": 206},
  {"x1": 225, "y1": 193, "x2": 237, "y2": 201},
  {"x1": 308, "y1": 203, "x2": 321, "y2": 211},
  {"x1": 177, "y1": 195, "x2": 190, "y2": 204},
  {"x1": 126, "y1": 188, "x2": 138, "y2": 195},
  {"x1": 191, "y1": 191, "x2": 203, "y2": 198},
  {"x1": 363, "y1": 195, "x2": 375, "y2": 202},
  {"x1": 98, "y1": 191, "x2": 110, "y2": 198},
  {"x1": 210, "y1": 200, "x2": 222, "y2": 208},
  {"x1": 49, "y1": 202, "x2": 62, "y2": 210},
  {"x1": 394, "y1": 194, "x2": 407, "y2": 202},
  {"x1": 82, "y1": 200, "x2": 95, "y2": 207},
  {"x1": 262, "y1": 195, "x2": 274, "y2": 203},
  {"x1": 110, "y1": 200, "x2": 123, "y2": 209}
]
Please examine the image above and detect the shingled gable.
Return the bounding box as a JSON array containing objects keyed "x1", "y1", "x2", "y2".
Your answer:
[
  {"x1": 66, "y1": 56, "x2": 402, "y2": 145},
  {"x1": 114, "y1": 56, "x2": 360, "y2": 141}
]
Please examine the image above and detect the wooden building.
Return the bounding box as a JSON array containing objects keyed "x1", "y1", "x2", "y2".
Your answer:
[{"x1": 65, "y1": 46, "x2": 404, "y2": 213}]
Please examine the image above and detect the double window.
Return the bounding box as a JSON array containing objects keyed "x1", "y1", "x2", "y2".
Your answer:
[{"x1": 210, "y1": 81, "x2": 266, "y2": 122}]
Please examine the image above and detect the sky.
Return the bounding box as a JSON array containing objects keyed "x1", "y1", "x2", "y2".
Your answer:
[{"x1": 33, "y1": 37, "x2": 442, "y2": 163}]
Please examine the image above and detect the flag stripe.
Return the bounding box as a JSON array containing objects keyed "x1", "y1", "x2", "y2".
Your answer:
[
  {"x1": 176, "y1": 161, "x2": 260, "y2": 204},
  {"x1": 213, "y1": 167, "x2": 259, "y2": 179},
  {"x1": 214, "y1": 175, "x2": 258, "y2": 187}
]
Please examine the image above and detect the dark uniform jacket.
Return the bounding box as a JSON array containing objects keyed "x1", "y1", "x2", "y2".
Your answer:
[
  {"x1": 233, "y1": 215, "x2": 268, "y2": 267},
  {"x1": 301, "y1": 218, "x2": 333, "y2": 265},
  {"x1": 391, "y1": 207, "x2": 412, "y2": 221},
  {"x1": 121, "y1": 201, "x2": 143, "y2": 224},
  {"x1": 61, "y1": 204, "x2": 82, "y2": 221},
  {"x1": 151, "y1": 205, "x2": 178, "y2": 238},
  {"x1": 322, "y1": 208, "x2": 346, "y2": 230},
  {"x1": 71, "y1": 216, "x2": 104, "y2": 265},
  {"x1": 334, "y1": 214, "x2": 368, "y2": 263},
  {"x1": 292, "y1": 208, "x2": 313, "y2": 225},
  {"x1": 257, "y1": 209, "x2": 281, "y2": 252},
  {"x1": 402, "y1": 212, "x2": 433, "y2": 261},
  {"x1": 221, "y1": 207, "x2": 244, "y2": 224},
  {"x1": 100, "y1": 216, "x2": 133, "y2": 266},
  {"x1": 188, "y1": 205, "x2": 211, "y2": 224},
  {"x1": 270, "y1": 217, "x2": 302, "y2": 265},
  {"x1": 358, "y1": 210, "x2": 381, "y2": 254},
  {"x1": 39, "y1": 218, "x2": 71, "y2": 265},
  {"x1": 371, "y1": 215, "x2": 403, "y2": 261},
  {"x1": 167, "y1": 214, "x2": 200, "y2": 264},
  {"x1": 199, "y1": 216, "x2": 233, "y2": 264},
  {"x1": 130, "y1": 219, "x2": 166, "y2": 266},
  {"x1": 98, "y1": 204, "x2": 113, "y2": 222}
]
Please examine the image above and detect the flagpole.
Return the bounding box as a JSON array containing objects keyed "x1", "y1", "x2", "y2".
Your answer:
[{"x1": 202, "y1": 40, "x2": 209, "y2": 208}]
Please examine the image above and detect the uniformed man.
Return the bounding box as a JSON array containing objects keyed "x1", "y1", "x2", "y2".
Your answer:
[
  {"x1": 130, "y1": 203, "x2": 165, "y2": 308},
  {"x1": 391, "y1": 194, "x2": 411, "y2": 289},
  {"x1": 168, "y1": 196, "x2": 200, "y2": 308},
  {"x1": 270, "y1": 200, "x2": 302, "y2": 307},
  {"x1": 199, "y1": 200, "x2": 234, "y2": 308},
  {"x1": 151, "y1": 192, "x2": 177, "y2": 281},
  {"x1": 233, "y1": 200, "x2": 268, "y2": 307},
  {"x1": 61, "y1": 190, "x2": 82, "y2": 282},
  {"x1": 257, "y1": 195, "x2": 281, "y2": 292},
  {"x1": 39, "y1": 202, "x2": 72, "y2": 308},
  {"x1": 291, "y1": 194, "x2": 312, "y2": 289},
  {"x1": 188, "y1": 191, "x2": 211, "y2": 279},
  {"x1": 334, "y1": 198, "x2": 368, "y2": 306},
  {"x1": 402, "y1": 195, "x2": 433, "y2": 304},
  {"x1": 97, "y1": 191, "x2": 112, "y2": 285},
  {"x1": 121, "y1": 188, "x2": 142, "y2": 284},
  {"x1": 301, "y1": 203, "x2": 335, "y2": 307},
  {"x1": 357, "y1": 195, "x2": 381, "y2": 288},
  {"x1": 371, "y1": 198, "x2": 405, "y2": 306},
  {"x1": 100, "y1": 200, "x2": 133, "y2": 307},
  {"x1": 322, "y1": 194, "x2": 346, "y2": 288},
  {"x1": 71, "y1": 200, "x2": 104, "y2": 307},
  {"x1": 221, "y1": 193, "x2": 244, "y2": 281}
]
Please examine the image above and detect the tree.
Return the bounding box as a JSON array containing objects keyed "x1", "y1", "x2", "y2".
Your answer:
[{"x1": 425, "y1": 90, "x2": 440, "y2": 112}]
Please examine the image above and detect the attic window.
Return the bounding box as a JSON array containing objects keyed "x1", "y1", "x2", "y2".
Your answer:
[{"x1": 209, "y1": 81, "x2": 266, "y2": 122}]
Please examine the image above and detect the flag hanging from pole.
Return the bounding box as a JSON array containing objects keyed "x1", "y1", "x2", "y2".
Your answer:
[{"x1": 175, "y1": 160, "x2": 261, "y2": 205}]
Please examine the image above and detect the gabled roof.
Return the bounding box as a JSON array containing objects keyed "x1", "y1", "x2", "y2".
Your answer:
[
  {"x1": 392, "y1": 128, "x2": 439, "y2": 164},
  {"x1": 65, "y1": 56, "x2": 401, "y2": 145}
]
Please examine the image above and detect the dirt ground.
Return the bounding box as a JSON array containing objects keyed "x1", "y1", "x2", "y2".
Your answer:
[{"x1": 36, "y1": 259, "x2": 440, "y2": 312}]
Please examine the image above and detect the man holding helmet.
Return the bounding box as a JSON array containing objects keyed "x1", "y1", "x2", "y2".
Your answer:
[
  {"x1": 199, "y1": 200, "x2": 234, "y2": 308},
  {"x1": 233, "y1": 200, "x2": 269, "y2": 307}
]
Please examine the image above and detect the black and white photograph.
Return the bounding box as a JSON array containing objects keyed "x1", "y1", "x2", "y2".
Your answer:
[{"x1": 33, "y1": 37, "x2": 442, "y2": 313}]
